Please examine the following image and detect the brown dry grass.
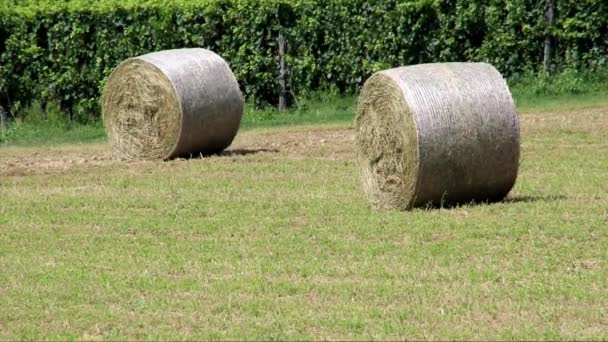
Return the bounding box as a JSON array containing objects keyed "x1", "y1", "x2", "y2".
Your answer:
[{"x1": 0, "y1": 126, "x2": 355, "y2": 179}]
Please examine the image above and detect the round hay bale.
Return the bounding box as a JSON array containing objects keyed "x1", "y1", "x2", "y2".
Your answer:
[
  {"x1": 355, "y1": 62, "x2": 520, "y2": 210},
  {"x1": 102, "y1": 48, "x2": 244, "y2": 160}
]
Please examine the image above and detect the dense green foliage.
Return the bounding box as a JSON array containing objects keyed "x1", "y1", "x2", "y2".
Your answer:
[{"x1": 0, "y1": 0, "x2": 607, "y2": 122}]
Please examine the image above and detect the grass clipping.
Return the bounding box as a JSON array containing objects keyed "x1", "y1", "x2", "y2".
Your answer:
[
  {"x1": 355, "y1": 62, "x2": 520, "y2": 210},
  {"x1": 102, "y1": 48, "x2": 244, "y2": 160}
]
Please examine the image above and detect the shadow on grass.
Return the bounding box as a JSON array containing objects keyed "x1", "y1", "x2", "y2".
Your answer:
[
  {"x1": 177, "y1": 148, "x2": 279, "y2": 160},
  {"x1": 417, "y1": 194, "x2": 566, "y2": 210},
  {"x1": 219, "y1": 148, "x2": 279, "y2": 157},
  {"x1": 502, "y1": 194, "x2": 567, "y2": 204}
]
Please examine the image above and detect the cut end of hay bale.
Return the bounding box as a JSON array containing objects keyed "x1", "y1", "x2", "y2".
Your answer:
[
  {"x1": 103, "y1": 59, "x2": 182, "y2": 160},
  {"x1": 355, "y1": 62, "x2": 520, "y2": 210},
  {"x1": 355, "y1": 73, "x2": 419, "y2": 210}
]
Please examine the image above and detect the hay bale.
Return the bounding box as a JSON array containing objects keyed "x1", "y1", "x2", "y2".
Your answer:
[
  {"x1": 102, "y1": 48, "x2": 244, "y2": 160},
  {"x1": 355, "y1": 62, "x2": 520, "y2": 210}
]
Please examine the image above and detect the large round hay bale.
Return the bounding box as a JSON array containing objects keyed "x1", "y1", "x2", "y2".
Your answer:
[
  {"x1": 355, "y1": 62, "x2": 520, "y2": 210},
  {"x1": 102, "y1": 48, "x2": 244, "y2": 160}
]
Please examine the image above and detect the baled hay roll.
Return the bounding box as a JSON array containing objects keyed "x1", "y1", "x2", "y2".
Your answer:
[
  {"x1": 102, "y1": 48, "x2": 244, "y2": 160},
  {"x1": 355, "y1": 62, "x2": 520, "y2": 210}
]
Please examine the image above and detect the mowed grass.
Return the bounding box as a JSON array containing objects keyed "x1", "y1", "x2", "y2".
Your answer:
[{"x1": 1, "y1": 104, "x2": 608, "y2": 340}]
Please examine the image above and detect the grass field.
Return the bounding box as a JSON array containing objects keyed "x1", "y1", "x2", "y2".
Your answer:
[{"x1": 1, "y1": 99, "x2": 608, "y2": 339}]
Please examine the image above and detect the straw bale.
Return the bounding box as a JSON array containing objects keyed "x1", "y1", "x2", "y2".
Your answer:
[
  {"x1": 102, "y1": 48, "x2": 243, "y2": 160},
  {"x1": 355, "y1": 62, "x2": 520, "y2": 209}
]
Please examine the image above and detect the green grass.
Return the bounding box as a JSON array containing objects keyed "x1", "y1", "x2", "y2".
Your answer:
[
  {"x1": 514, "y1": 91, "x2": 608, "y2": 112},
  {"x1": 0, "y1": 120, "x2": 106, "y2": 145},
  {"x1": 0, "y1": 102, "x2": 106, "y2": 146},
  {"x1": 1, "y1": 100, "x2": 607, "y2": 339},
  {"x1": 510, "y1": 67, "x2": 608, "y2": 112},
  {"x1": 241, "y1": 93, "x2": 357, "y2": 128}
]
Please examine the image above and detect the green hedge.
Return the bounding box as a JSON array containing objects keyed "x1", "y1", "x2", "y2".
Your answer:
[{"x1": 0, "y1": 0, "x2": 607, "y2": 121}]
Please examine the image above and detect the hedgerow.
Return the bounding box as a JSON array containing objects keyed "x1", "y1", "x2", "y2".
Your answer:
[{"x1": 0, "y1": 0, "x2": 606, "y2": 121}]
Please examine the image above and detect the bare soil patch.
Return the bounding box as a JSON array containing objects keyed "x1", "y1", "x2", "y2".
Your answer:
[
  {"x1": 520, "y1": 106, "x2": 608, "y2": 135},
  {"x1": 230, "y1": 126, "x2": 355, "y2": 161}
]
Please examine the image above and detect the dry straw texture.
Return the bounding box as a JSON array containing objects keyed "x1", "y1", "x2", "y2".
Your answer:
[
  {"x1": 355, "y1": 62, "x2": 520, "y2": 210},
  {"x1": 102, "y1": 48, "x2": 244, "y2": 160}
]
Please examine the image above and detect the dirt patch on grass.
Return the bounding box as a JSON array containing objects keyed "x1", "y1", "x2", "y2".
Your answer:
[
  {"x1": 0, "y1": 126, "x2": 356, "y2": 178},
  {"x1": 1, "y1": 105, "x2": 607, "y2": 179},
  {"x1": 0, "y1": 144, "x2": 114, "y2": 178},
  {"x1": 230, "y1": 126, "x2": 355, "y2": 161},
  {"x1": 520, "y1": 106, "x2": 608, "y2": 135}
]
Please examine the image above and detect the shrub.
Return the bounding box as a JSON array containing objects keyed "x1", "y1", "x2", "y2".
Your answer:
[{"x1": 0, "y1": 0, "x2": 606, "y2": 122}]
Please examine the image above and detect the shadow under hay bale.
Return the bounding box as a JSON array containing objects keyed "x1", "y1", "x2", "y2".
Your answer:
[
  {"x1": 219, "y1": 148, "x2": 280, "y2": 157},
  {"x1": 174, "y1": 148, "x2": 280, "y2": 160},
  {"x1": 355, "y1": 62, "x2": 520, "y2": 210},
  {"x1": 102, "y1": 48, "x2": 244, "y2": 160},
  {"x1": 409, "y1": 194, "x2": 565, "y2": 210},
  {"x1": 503, "y1": 194, "x2": 567, "y2": 204}
]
